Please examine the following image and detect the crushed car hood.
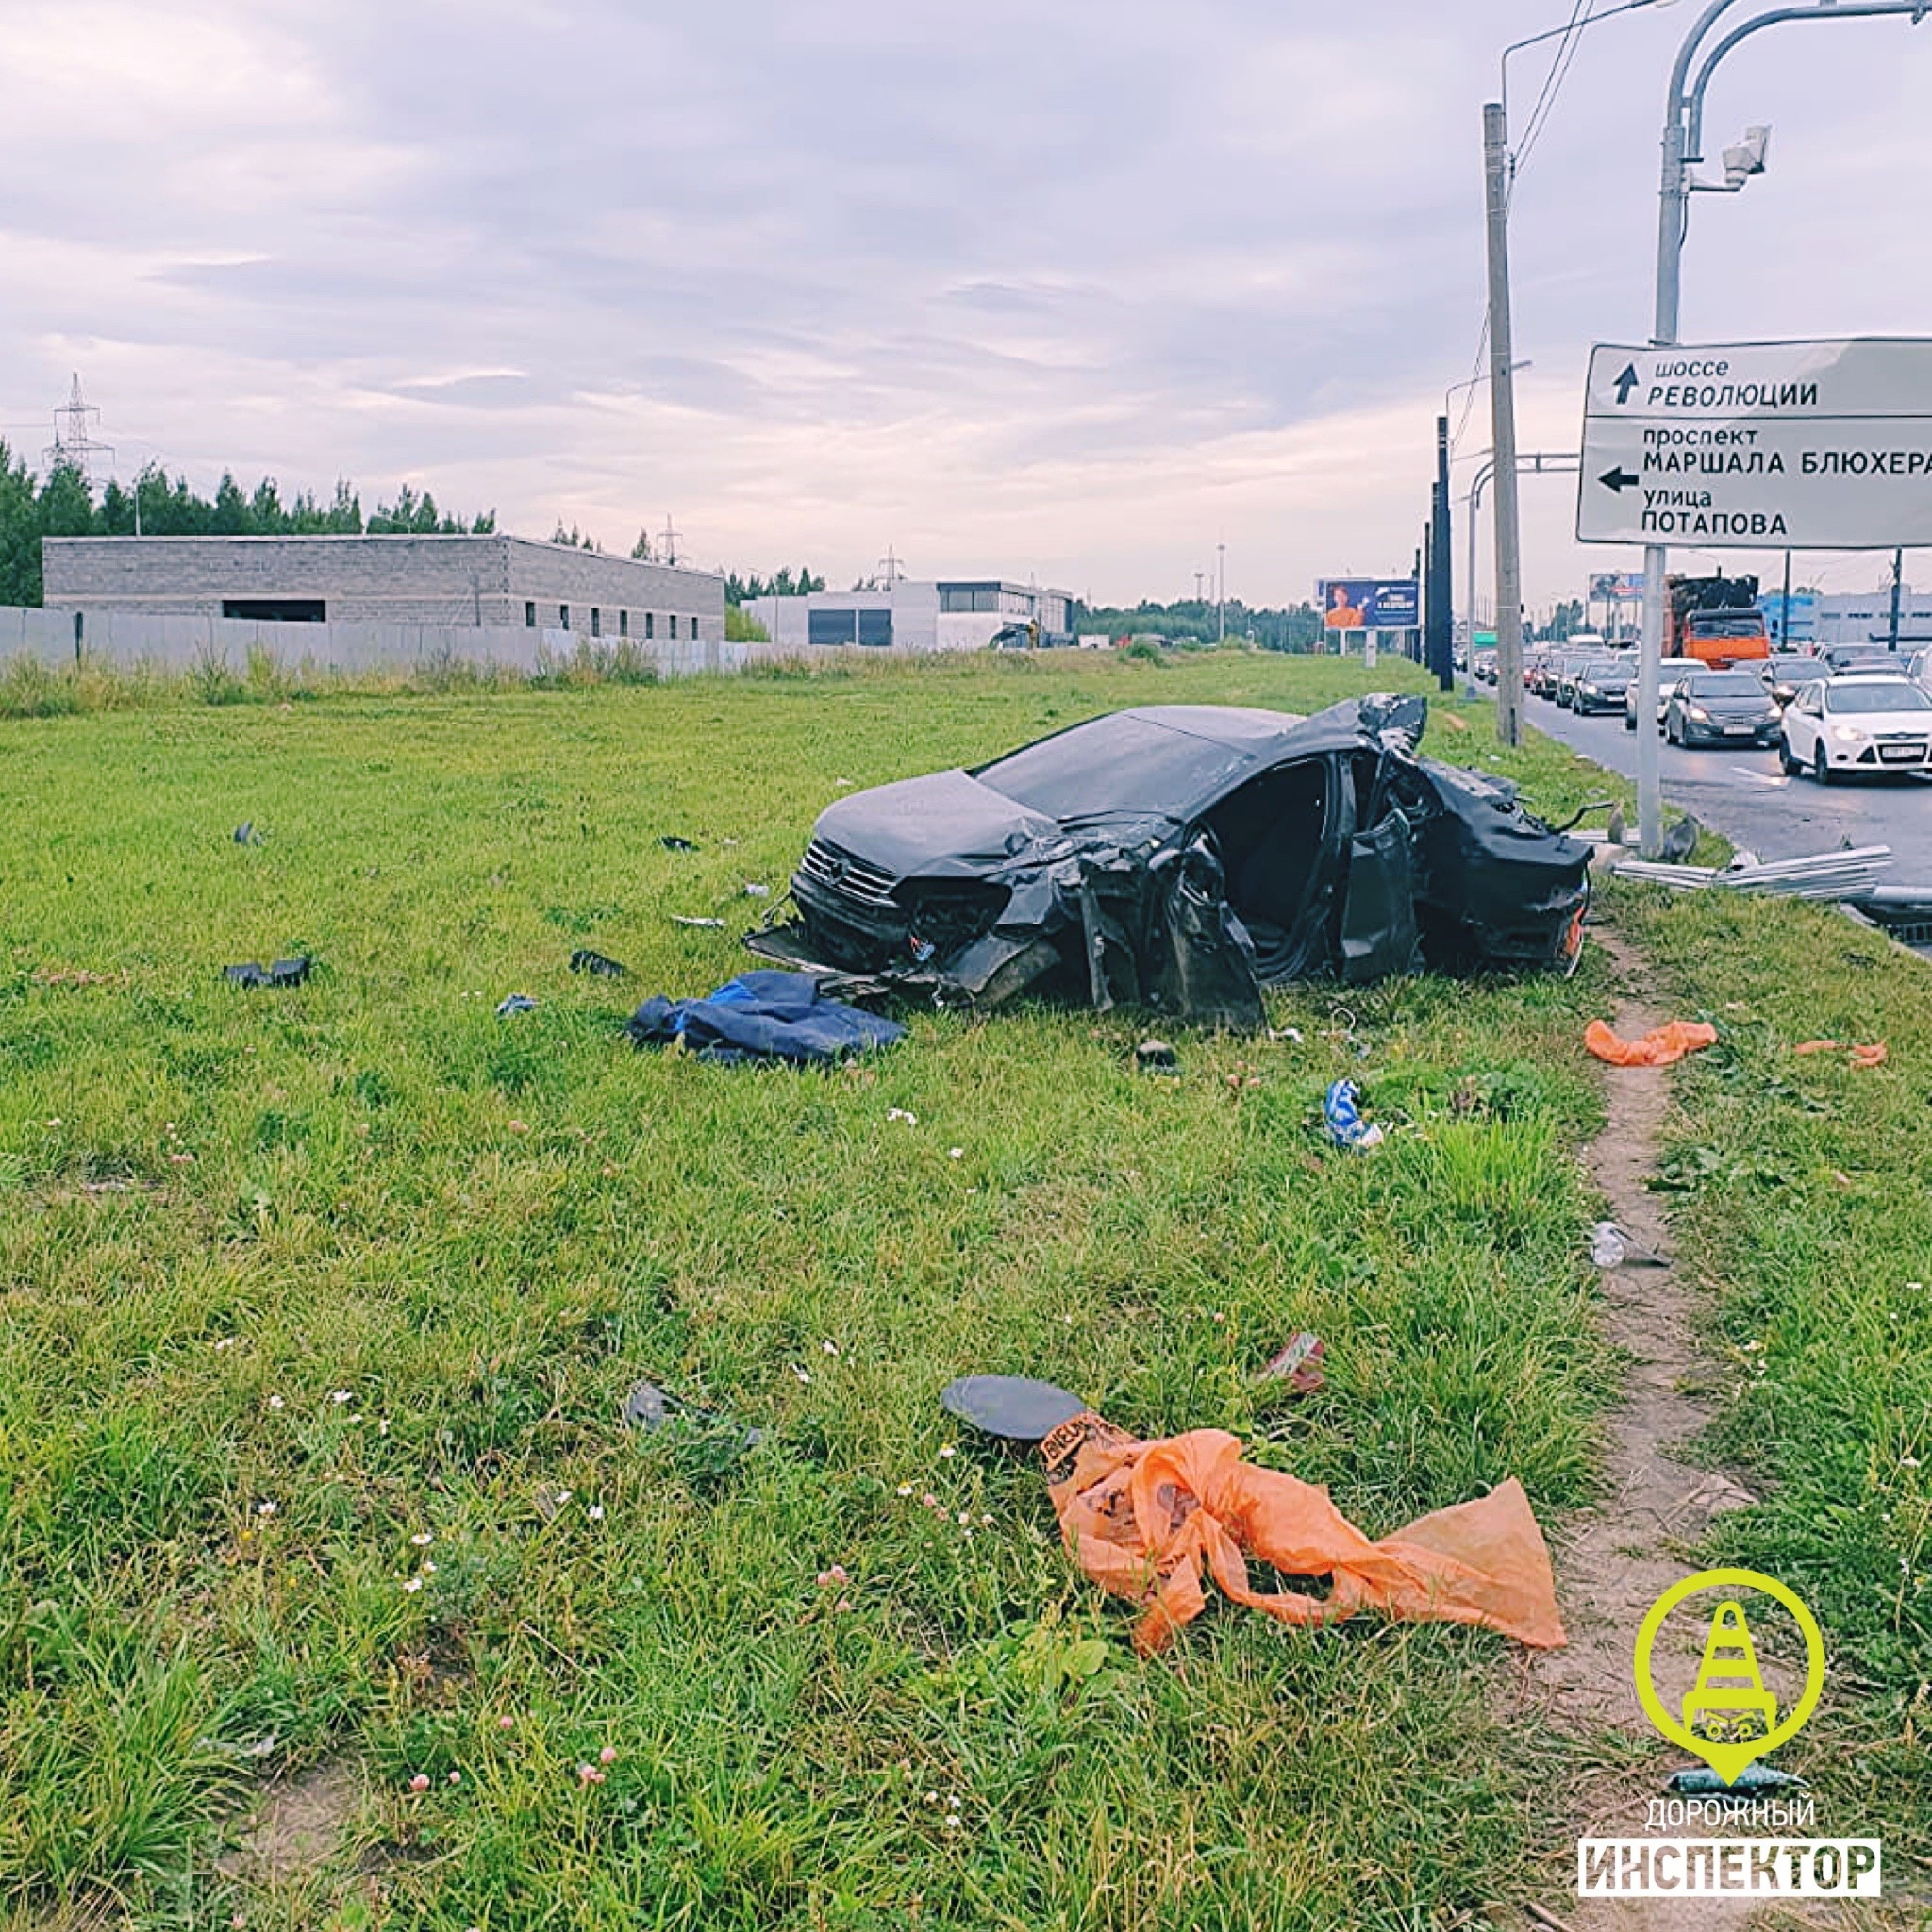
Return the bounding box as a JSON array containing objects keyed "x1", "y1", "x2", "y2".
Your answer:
[{"x1": 814, "y1": 769, "x2": 1060, "y2": 877}]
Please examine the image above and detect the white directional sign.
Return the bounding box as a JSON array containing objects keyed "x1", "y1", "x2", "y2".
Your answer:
[{"x1": 1576, "y1": 337, "x2": 1932, "y2": 549}]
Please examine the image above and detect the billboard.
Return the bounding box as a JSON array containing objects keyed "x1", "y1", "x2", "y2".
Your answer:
[
  {"x1": 1318, "y1": 578, "x2": 1420, "y2": 630},
  {"x1": 1589, "y1": 571, "x2": 1646, "y2": 603}
]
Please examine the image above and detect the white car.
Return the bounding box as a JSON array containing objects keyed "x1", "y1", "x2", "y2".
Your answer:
[
  {"x1": 1624, "y1": 658, "x2": 1703, "y2": 730},
  {"x1": 1779, "y1": 675, "x2": 1932, "y2": 782}
]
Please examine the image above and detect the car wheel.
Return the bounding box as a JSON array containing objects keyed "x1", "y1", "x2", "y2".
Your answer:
[
  {"x1": 1666, "y1": 715, "x2": 1678, "y2": 744},
  {"x1": 1778, "y1": 737, "x2": 1800, "y2": 775},
  {"x1": 1814, "y1": 743, "x2": 1835, "y2": 786}
]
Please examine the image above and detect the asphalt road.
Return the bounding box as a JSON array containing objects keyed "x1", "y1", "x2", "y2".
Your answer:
[{"x1": 1509, "y1": 688, "x2": 1932, "y2": 889}]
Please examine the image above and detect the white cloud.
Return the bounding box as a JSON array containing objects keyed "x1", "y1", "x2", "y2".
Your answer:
[{"x1": 4, "y1": 0, "x2": 1932, "y2": 606}]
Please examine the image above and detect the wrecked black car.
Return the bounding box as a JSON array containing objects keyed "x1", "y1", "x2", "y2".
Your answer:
[{"x1": 745, "y1": 695, "x2": 1590, "y2": 1029}]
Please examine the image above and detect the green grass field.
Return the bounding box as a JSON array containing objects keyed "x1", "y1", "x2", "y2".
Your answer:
[{"x1": 0, "y1": 647, "x2": 1922, "y2": 1926}]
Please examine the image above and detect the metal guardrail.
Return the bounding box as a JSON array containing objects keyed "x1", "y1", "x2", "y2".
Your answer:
[{"x1": 1611, "y1": 844, "x2": 1893, "y2": 901}]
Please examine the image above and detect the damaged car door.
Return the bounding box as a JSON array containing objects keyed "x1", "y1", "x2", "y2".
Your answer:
[
  {"x1": 1339, "y1": 808, "x2": 1421, "y2": 983},
  {"x1": 1337, "y1": 752, "x2": 1422, "y2": 984},
  {"x1": 1185, "y1": 747, "x2": 1420, "y2": 996},
  {"x1": 1144, "y1": 835, "x2": 1265, "y2": 1032}
]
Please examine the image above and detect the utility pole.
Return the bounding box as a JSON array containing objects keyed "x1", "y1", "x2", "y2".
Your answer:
[
  {"x1": 1888, "y1": 548, "x2": 1904, "y2": 650},
  {"x1": 661, "y1": 514, "x2": 681, "y2": 566},
  {"x1": 1779, "y1": 547, "x2": 1792, "y2": 646},
  {"x1": 1216, "y1": 542, "x2": 1225, "y2": 641},
  {"x1": 1481, "y1": 101, "x2": 1525, "y2": 747}
]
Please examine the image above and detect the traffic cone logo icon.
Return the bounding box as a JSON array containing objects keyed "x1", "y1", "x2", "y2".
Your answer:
[
  {"x1": 1682, "y1": 1600, "x2": 1777, "y2": 1743},
  {"x1": 1633, "y1": 1569, "x2": 1827, "y2": 1787}
]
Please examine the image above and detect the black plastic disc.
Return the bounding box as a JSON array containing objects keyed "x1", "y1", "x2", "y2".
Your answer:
[{"x1": 940, "y1": 1375, "x2": 1087, "y2": 1446}]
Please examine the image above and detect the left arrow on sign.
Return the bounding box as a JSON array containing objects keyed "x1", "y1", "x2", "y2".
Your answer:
[{"x1": 1598, "y1": 466, "x2": 1640, "y2": 493}]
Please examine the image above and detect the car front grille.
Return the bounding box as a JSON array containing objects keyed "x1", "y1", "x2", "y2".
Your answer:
[
  {"x1": 1864, "y1": 738, "x2": 1929, "y2": 764},
  {"x1": 798, "y1": 838, "x2": 900, "y2": 910}
]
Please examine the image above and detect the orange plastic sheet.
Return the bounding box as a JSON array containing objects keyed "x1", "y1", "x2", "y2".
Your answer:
[
  {"x1": 1584, "y1": 1018, "x2": 1719, "y2": 1067},
  {"x1": 1041, "y1": 1414, "x2": 1566, "y2": 1656}
]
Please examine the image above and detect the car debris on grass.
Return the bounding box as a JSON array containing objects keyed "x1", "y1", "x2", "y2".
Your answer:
[
  {"x1": 1252, "y1": 1331, "x2": 1325, "y2": 1391},
  {"x1": 568, "y1": 948, "x2": 628, "y2": 978},
  {"x1": 224, "y1": 957, "x2": 310, "y2": 989}
]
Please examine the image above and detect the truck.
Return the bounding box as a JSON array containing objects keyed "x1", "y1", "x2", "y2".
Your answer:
[{"x1": 1666, "y1": 573, "x2": 1770, "y2": 668}]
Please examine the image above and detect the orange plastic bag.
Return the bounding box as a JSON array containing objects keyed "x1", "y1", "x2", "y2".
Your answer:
[
  {"x1": 1584, "y1": 1018, "x2": 1718, "y2": 1067},
  {"x1": 1795, "y1": 1039, "x2": 1888, "y2": 1068},
  {"x1": 1041, "y1": 1414, "x2": 1566, "y2": 1656}
]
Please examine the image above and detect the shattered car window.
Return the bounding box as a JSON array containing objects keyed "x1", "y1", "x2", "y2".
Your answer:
[{"x1": 975, "y1": 712, "x2": 1256, "y2": 820}]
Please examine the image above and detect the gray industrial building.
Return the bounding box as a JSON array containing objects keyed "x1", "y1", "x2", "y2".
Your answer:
[
  {"x1": 42, "y1": 533, "x2": 725, "y2": 642},
  {"x1": 743, "y1": 578, "x2": 1073, "y2": 654},
  {"x1": 1807, "y1": 586, "x2": 1932, "y2": 651}
]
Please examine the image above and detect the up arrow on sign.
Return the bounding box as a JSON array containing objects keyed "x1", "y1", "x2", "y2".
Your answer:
[{"x1": 1612, "y1": 363, "x2": 1640, "y2": 404}]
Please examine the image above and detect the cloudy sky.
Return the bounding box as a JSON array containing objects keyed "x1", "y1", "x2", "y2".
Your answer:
[{"x1": 4, "y1": 0, "x2": 1930, "y2": 608}]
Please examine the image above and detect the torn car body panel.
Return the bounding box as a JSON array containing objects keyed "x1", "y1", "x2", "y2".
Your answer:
[{"x1": 745, "y1": 696, "x2": 1590, "y2": 1026}]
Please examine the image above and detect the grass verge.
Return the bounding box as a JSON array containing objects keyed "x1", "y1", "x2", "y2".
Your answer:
[
  {"x1": 0, "y1": 649, "x2": 1664, "y2": 1926},
  {"x1": 1609, "y1": 878, "x2": 1932, "y2": 1881}
]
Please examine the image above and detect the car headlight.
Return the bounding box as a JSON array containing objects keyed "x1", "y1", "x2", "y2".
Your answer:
[
  {"x1": 1687, "y1": 706, "x2": 1710, "y2": 723},
  {"x1": 1831, "y1": 724, "x2": 1865, "y2": 742},
  {"x1": 1579, "y1": 682, "x2": 1598, "y2": 695}
]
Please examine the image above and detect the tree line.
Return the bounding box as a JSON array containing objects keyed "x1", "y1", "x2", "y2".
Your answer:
[
  {"x1": 1076, "y1": 596, "x2": 1328, "y2": 652},
  {"x1": 0, "y1": 441, "x2": 494, "y2": 608},
  {"x1": 0, "y1": 443, "x2": 836, "y2": 617}
]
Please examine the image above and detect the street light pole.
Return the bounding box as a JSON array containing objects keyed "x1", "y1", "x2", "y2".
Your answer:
[
  {"x1": 1467, "y1": 451, "x2": 1583, "y2": 658},
  {"x1": 1444, "y1": 363, "x2": 1529, "y2": 650},
  {"x1": 1638, "y1": 0, "x2": 1932, "y2": 853}
]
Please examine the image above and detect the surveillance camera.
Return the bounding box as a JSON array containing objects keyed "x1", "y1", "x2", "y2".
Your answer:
[{"x1": 1722, "y1": 124, "x2": 1771, "y2": 184}]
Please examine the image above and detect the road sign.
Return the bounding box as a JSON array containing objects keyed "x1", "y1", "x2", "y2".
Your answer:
[
  {"x1": 1318, "y1": 578, "x2": 1419, "y2": 629},
  {"x1": 1576, "y1": 338, "x2": 1932, "y2": 549}
]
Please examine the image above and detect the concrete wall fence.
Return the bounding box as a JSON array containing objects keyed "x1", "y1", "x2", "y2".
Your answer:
[{"x1": 0, "y1": 607, "x2": 743, "y2": 681}]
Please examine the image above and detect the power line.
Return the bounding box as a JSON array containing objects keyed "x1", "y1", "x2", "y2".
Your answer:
[
  {"x1": 1448, "y1": 309, "x2": 1491, "y2": 457},
  {"x1": 1514, "y1": 0, "x2": 1595, "y2": 187},
  {"x1": 1451, "y1": 5, "x2": 1591, "y2": 460}
]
